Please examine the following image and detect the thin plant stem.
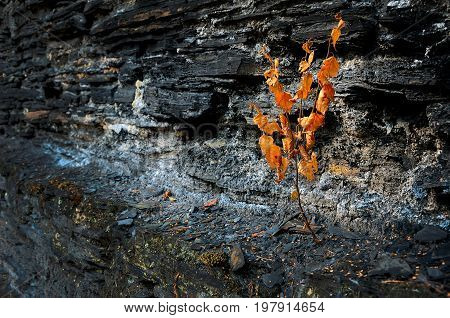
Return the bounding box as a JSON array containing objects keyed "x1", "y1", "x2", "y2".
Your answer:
[
  {"x1": 294, "y1": 155, "x2": 321, "y2": 244},
  {"x1": 326, "y1": 38, "x2": 331, "y2": 58}
]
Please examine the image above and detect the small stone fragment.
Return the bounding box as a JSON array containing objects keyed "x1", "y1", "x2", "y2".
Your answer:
[
  {"x1": 229, "y1": 244, "x2": 245, "y2": 272},
  {"x1": 368, "y1": 254, "x2": 413, "y2": 279},
  {"x1": 117, "y1": 218, "x2": 133, "y2": 226},
  {"x1": 414, "y1": 226, "x2": 447, "y2": 242},
  {"x1": 118, "y1": 208, "x2": 137, "y2": 220},
  {"x1": 427, "y1": 267, "x2": 444, "y2": 280}
]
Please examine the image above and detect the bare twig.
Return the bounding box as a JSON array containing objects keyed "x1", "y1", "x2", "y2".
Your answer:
[{"x1": 293, "y1": 156, "x2": 321, "y2": 244}]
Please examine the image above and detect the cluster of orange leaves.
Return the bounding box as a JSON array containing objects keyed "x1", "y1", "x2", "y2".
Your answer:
[{"x1": 251, "y1": 14, "x2": 345, "y2": 183}]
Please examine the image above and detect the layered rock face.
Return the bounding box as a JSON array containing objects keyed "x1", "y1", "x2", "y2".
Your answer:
[{"x1": 0, "y1": 0, "x2": 449, "y2": 297}]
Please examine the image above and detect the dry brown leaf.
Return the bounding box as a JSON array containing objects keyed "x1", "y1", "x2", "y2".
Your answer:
[
  {"x1": 290, "y1": 190, "x2": 299, "y2": 201},
  {"x1": 282, "y1": 137, "x2": 293, "y2": 155},
  {"x1": 251, "y1": 230, "x2": 265, "y2": 238},
  {"x1": 298, "y1": 152, "x2": 318, "y2": 181},
  {"x1": 318, "y1": 56, "x2": 339, "y2": 85},
  {"x1": 293, "y1": 72, "x2": 313, "y2": 100},
  {"x1": 302, "y1": 40, "x2": 313, "y2": 54},
  {"x1": 274, "y1": 90, "x2": 294, "y2": 113},
  {"x1": 316, "y1": 83, "x2": 335, "y2": 114},
  {"x1": 276, "y1": 157, "x2": 289, "y2": 183},
  {"x1": 279, "y1": 114, "x2": 291, "y2": 136},
  {"x1": 299, "y1": 59, "x2": 309, "y2": 73},
  {"x1": 265, "y1": 143, "x2": 282, "y2": 170},
  {"x1": 299, "y1": 112, "x2": 325, "y2": 132},
  {"x1": 298, "y1": 144, "x2": 308, "y2": 159},
  {"x1": 204, "y1": 198, "x2": 219, "y2": 208},
  {"x1": 308, "y1": 50, "x2": 315, "y2": 65},
  {"x1": 331, "y1": 15, "x2": 345, "y2": 49},
  {"x1": 259, "y1": 135, "x2": 274, "y2": 155},
  {"x1": 305, "y1": 131, "x2": 315, "y2": 149},
  {"x1": 250, "y1": 103, "x2": 281, "y2": 135}
]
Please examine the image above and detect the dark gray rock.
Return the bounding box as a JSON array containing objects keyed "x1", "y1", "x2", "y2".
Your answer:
[
  {"x1": 117, "y1": 218, "x2": 134, "y2": 226},
  {"x1": 369, "y1": 255, "x2": 413, "y2": 279},
  {"x1": 118, "y1": 209, "x2": 138, "y2": 220},
  {"x1": 328, "y1": 225, "x2": 364, "y2": 240},
  {"x1": 426, "y1": 268, "x2": 444, "y2": 281},
  {"x1": 414, "y1": 226, "x2": 448, "y2": 243},
  {"x1": 432, "y1": 242, "x2": 450, "y2": 260},
  {"x1": 262, "y1": 270, "x2": 284, "y2": 289}
]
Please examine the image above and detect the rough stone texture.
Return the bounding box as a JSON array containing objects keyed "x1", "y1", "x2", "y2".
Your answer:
[{"x1": 0, "y1": 0, "x2": 449, "y2": 297}]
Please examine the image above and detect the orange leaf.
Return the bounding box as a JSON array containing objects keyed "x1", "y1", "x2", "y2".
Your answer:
[
  {"x1": 294, "y1": 72, "x2": 313, "y2": 100},
  {"x1": 274, "y1": 90, "x2": 294, "y2": 113},
  {"x1": 268, "y1": 80, "x2": 283, "y2": 94},
  {"x1": 316, "y1": 90, "x2": 330, "y2": 115},
  {"x1": 322, "y1": 56, "x2": 339, "y2": 77},
  {"x1": 331, "y1": 28, "x2": 341, "y2": 49},
  {"x1": 259, "y1": 135, "x2": 283, "y2": 170},
  {"x1": 264, "y1": 68, "x2": 278, "y2": 80},
  {"x1": 299, "y1": 51, "x2": 314, "y2": 73},
  {"x1": 250, "y1": 103, "x2": 281, "y2": 135},
  {"x1": 322, "y1": 83, "x2": 335, "y2": 100},
  {"x1": 305, "y1": 131, "x2": 315, "y2": 149},
  {"x1": 253, "y1": 111, "x2": 268, "y2": 128},
  {"x1": 299, "y1": 112, "x2": 325, "y2": 132},
  {"x1": 282, "y1": 137, "x2": 293, "y2": 155},
  {"x1": 259, "y1": 134, "x2": 284, "y2": 170},
  {"x1": 263, "y1": 122, "x2": 282, "y2": 135},
  {"x1": 259, "y1": 135, "x2": 274, "y2": 155},
  {"x1": 302, "y1": 40, "x2": 313, "y2": 54},
  {"x1": 298, "y1": 152, "x2": 318, "y2": 181},
  {"x1": 279, "y1": 114, "x2": 290, "y2": 133},
  {"x1": 298, "y1": 145, "x2": 308, "y2": 159},
  {"x1": 308, "y1": 50, "x2": 315, "y2": 65},
  {"x1": 316, "y1": 83, "x2": 334, "y2": 114},
  {"x1": 265, "y1": 143, "x2": 282, "y2": 170},
  {"x1": 318, "y1": 56, "x2": 339, "y2": 85},
  {"x1": 290, "y1": 190, "x2": 299, "y2": 201},
  {"x1": 276, "y1": 157, "x2": 289, "y2": 183},
  {"x1": 331, "y1": 15, "x2": 345, "y2": 49},
  {"x1": 299, "y1": 59, "x2": 310, "y2": 73}
]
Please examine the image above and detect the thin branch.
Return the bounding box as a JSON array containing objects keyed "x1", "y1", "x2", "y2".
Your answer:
[{"x1": 294, "y1": 155, "x2": 321, "y2": 244}]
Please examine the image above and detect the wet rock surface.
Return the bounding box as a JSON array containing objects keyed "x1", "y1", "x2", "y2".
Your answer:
[{"x1": 0, "y1": 0, "x2": 449, "y2": 297}]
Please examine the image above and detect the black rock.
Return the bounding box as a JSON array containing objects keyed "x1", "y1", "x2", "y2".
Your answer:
[
  {"x1": 282, "y1": 243, "x2": 293, "y2": 253},
  {"x1": 432, "y1": 242, "x2": 450, "y2": 260},
  {"x1": 118, "y1": 209, "x2": 138, "y2": 220},
  {"x1": 386, "y1": 241, "x2": 412, "y2": 253},
  {"x1": 414, "y1": 226, "x2": 448, "y2": 243},
  {"x1": 368, "y1": 255, "x2": 413, "y2": 279},
  {"x1": 426, "y1": 268, "x2": 444, "y2": 280},
  {"x1": 261, "y1": 270, "x2": 284, "y2": 289},
  {"x1": 328, "y1": 225, "x2": 363, "y2": 240}
]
